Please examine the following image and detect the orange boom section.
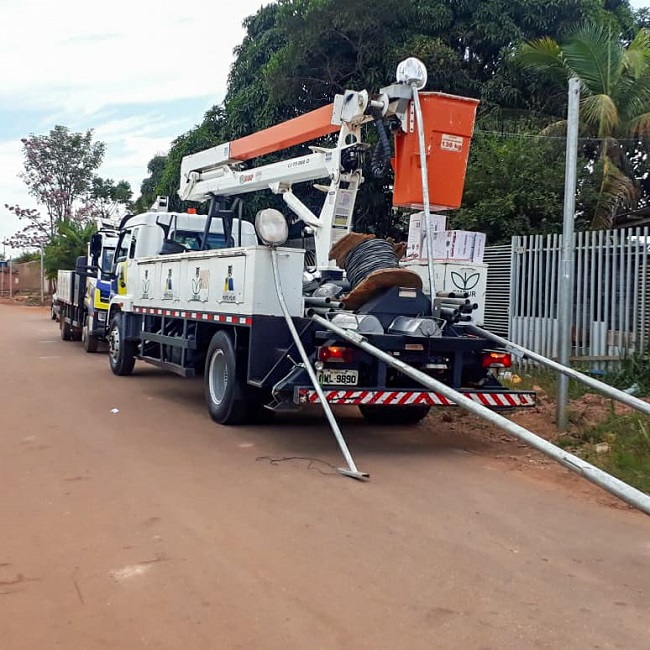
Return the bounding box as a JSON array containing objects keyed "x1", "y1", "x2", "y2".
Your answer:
[
  {"x1": 230, "y1": 104, "x2": 340, "y2": 161},
  {"x1": 392, "y1": 92, "x2": 479, "y2": 210}
]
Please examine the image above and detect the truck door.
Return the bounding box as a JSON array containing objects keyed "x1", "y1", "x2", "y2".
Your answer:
[{"x1": 114, "y1": 230, "x2": 132, "y2": 296}]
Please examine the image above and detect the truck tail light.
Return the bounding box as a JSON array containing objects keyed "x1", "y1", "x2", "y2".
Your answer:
[
  {"x1": 318, "y1": 346, "x2": 354, "y2": 363},
  {"x1": 482, "y1": 351, "x2": 512, "y2": 369}
]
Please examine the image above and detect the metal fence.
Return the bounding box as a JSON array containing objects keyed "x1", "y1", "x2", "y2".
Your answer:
[{"x1": 484, "y1": 226, "x2": 650, "y2": 366}]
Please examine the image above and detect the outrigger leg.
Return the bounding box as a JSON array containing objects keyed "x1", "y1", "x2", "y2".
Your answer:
[{"x1": 271, "y1": 249, "x2": 369, "y2": 480}]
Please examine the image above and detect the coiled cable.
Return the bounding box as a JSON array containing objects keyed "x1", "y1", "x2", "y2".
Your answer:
[{"x1": 344, "y1": 238, "x2": 399, "y2": 289}]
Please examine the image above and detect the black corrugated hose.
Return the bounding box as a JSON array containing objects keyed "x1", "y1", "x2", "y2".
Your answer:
[
  {"x1": 344, "y1": 239, "x2": 399, "y2": 289},
  {"x1": 370, "y1": 111, "x2": 392, "y2": 178}
]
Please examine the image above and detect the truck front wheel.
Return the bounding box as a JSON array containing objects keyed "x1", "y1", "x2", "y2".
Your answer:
[
  {"x1": 204, "y1": 330, "x2": 254, "y2": 425},
  {"x1": 359, "y1": 404, "x2": 430, "y2": 426},
  {"x1": 108, "y1": 313, "x2": 137, "y2": 376}
]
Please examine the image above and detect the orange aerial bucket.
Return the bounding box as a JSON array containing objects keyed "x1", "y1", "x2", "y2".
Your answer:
[{"x1": 392, "y1": 92, "x2": 479, "y2": 210}]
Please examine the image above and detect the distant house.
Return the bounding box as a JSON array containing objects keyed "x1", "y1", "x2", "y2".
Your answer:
[
  {"x1": 0, "y1": 260, "x2": 43, "y2": 295},
  {"x1": 0, "y1": 261, "x2": 18, "y2": 296}
]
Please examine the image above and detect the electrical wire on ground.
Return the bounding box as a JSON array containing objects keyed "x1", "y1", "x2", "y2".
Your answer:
[{"x1": 255, "y1": 456, "x2": 340, "y2": 476}]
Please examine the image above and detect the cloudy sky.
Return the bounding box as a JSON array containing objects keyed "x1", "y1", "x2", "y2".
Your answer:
[
  {"x1": 1, "y1": 0, "x2": 648, "y2": 255},
  {"x1": 0, "y1": 0, "x2": 273, "y2": 254}
]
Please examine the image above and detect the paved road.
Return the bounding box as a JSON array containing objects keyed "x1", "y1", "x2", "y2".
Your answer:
[{"x1": 0, "y1": 304, "x2": 648, "y2": 649}]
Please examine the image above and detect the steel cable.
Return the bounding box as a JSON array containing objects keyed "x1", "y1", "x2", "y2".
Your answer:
[{"x1": 344, "y1": 239, "x2": 399, "y2": 289}]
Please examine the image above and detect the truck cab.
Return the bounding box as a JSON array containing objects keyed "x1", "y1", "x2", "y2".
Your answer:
[{"x1": 81, "y1": 228, "x2": 119, "y2": 351}]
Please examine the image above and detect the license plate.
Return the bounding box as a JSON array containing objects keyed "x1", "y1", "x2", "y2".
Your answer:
[{"x1": 318, "y1": 369, "x2": 359, "y2": 386}]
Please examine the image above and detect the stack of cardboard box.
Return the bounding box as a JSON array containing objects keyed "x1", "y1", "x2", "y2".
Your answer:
[{"x1": 405, "y1": 212, "x2": 486, "y2": 264}]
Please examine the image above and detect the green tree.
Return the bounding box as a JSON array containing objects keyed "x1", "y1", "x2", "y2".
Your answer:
[
  {"x1": 20, "y1": 126, "x2": 105, "y2": 226},
  {"x1": 453, "y1": 126, "x2": 596, "y2": 242},
  {"x1": 156, "y1": 106, "x2": 229, "y2": 211},
  {"x1": 43, "y1": 220, "x2": 96, "y2": 281},
  {"x1": 135, "y1": 155, "x2": 168, "y2": 213},
  {"x1": 517, "y1": 24, "x2": 650, "y2": 228},
  {"x1": 15, "y1": 251, "x2": 40, "y2": 263},
  {"x1": 140, "y1": 0, "x2": 636, "y2": 236},
  {"x1": 87, "y1": 177, "x2": 133, "y2": 220}
]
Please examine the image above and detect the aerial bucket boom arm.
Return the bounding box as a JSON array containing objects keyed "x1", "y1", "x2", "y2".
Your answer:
[
  {"x1": 177, "y1": 62, "x2": 479, "y2": 271},
  {"x1": 177, "y1": 86, "x2": 411, "y2": 268}
]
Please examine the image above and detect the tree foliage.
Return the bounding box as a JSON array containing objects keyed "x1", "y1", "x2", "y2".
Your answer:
[
  {"x1": 43, "y1": 220, "x2": 96, "y2": 281},
  {"x1": 139, "y1": 0, "x2": 638, "y2": 241},
  {"x1": 517, "y1": 23, "x2": 650, "y2": 228},
  {"x1": 4, "y1": 126, "x2": 131, "y2": 258},
  {"x1": 20, "y1": 126, "x2": 105, "y2": 226},
  {"x1": 135, "y1": 155, "x2": 168, "y2": 213},
  {"x1": 87, "y1": 177, "x2": 133, "y2": 220},
  {"x1": 452, "y1": 124, "x2": 599, "y2": 242}
]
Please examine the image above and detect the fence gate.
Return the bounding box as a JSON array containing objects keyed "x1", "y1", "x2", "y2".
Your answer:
[{"x1": 503, "y1": 227, "x2": 650, "y2": 366}]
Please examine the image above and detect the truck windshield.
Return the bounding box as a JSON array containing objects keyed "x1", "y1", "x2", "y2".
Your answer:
[
  {"x1": 102, "y1": 247, "x2": 115, "y2": 279},
  {"x1": 172, "y1": 230, "x2": 228, "y2": 251}
]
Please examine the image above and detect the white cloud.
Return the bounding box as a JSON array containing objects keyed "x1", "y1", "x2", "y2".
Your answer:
[
  {"x1": 0, "y1": 0, "x2": 272, "y2": 113},
  {"x1": 0, "y1": 0, "x2": 275, "y2": 254}
]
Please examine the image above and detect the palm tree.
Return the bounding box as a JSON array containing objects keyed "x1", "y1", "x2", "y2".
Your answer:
[{"x1": 516, "y1": 24, "x2": 650, "y2": 229}]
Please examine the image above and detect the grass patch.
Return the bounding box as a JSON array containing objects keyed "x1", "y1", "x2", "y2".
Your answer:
[
  {"x1": 503, "y1": 365, "x2": 650, "y2": 494},
  {"x1": 576, "y1": 413, "x2": 650, "y2": 494},
  {"x1": 502, "y1": 366, "x2": 591, "y2": 400}
]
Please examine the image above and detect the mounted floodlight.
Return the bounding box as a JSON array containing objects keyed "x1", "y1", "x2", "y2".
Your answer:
[
  {"x1": 255, "y1": 208, "x2": 289, "y2": 247},
  {"x1": 396, "y1": 57, "x2": 428, "y2": 90}
]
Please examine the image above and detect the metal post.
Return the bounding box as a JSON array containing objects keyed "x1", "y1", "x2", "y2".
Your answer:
[
  {"x1": 411, "y1": 85, "x2": 437, "y2": 312},
  {"x1": 557, "y1": 78, "x2": 580, "y2": 430},
  {"x1": 40, "y1": 245, "x2": 44, "y2": 305},
  {"x1": 9, "y1": 257, "x2": 12, "y2": 299}
]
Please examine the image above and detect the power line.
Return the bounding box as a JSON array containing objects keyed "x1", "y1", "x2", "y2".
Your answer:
[{"x1": 475, "y1": 129, "x2": 649, "y2": 144}]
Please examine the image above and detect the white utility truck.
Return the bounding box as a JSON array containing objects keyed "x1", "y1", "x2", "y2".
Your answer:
[
  {"x1": 105, "y1": 59, "x2": 535, "y2": 476},
  {"x1": 56, "y1": 222, "x2": 119, "y2": 351}
]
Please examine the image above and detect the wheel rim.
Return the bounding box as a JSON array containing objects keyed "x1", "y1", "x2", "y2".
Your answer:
[
  {"x1": 109, "y1": 323, "x2": 120, "y2": 363},
  {"x1": 208, "y1": 349, "x2": 228, "y2": 406}
]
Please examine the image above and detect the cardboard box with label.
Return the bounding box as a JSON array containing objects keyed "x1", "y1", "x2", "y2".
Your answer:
[
  {"x1": 471, "y1": 232, "x2": 486, "y2": 263},
  {"x1": 405, "y1": 212, "x2": 447, "y2": 260},
  {"x1": 405, "y1": 212, "x2": 486, "y2": 264}
]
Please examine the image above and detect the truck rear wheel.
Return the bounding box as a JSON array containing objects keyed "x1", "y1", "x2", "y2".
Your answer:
[
  {"x1": 108, "y1": 313, "x2": 137, "y2": 376},
  {"x1": 204, "y1": 330, "x2": 256, "y2": 425},
  {"x1": 82, "y1": 322, "x2": 99, "y2": 353},
  {"x1": 60, "y1": 317, "x2": 72, "y2": 341},
  {"x1": 359, "y1": 404, "x2": 430, "y2": 425}
]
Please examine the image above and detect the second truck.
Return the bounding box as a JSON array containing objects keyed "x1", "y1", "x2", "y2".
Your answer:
[{"x1": 56, "y1": 221, "x2": 119, "y2": 352}]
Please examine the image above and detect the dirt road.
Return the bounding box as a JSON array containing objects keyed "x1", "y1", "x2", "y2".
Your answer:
[{"x1": 0, "y1": 304, "x2": 648, "y2": 649}]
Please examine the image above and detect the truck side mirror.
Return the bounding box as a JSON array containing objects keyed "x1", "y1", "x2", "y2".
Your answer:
[{"x1": 89, "y1": 233, "x2": 102, "y2": 262}]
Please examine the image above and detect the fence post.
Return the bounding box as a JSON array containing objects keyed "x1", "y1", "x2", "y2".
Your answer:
[{"x1": 557, "y1": 78, "x2": 581, "y2": 430}]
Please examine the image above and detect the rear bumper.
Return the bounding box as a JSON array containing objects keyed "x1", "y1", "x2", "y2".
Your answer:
[{"x1": 295, "y1": 388, "x2": 536, "y2": 408}]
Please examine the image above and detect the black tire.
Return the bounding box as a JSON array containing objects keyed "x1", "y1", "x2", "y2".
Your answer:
[
  {"x1": 204, "y1": 330, "x2": 258, "y2": 425},
  {"x1": 60, "y1": 317, "x2": 72, "y2": 341},
  {"x1": 82, "y1": 321, "x2": 99, "y2": 353},
  {"x1": 108, "y1": 312, "x2": 137, "y2": 376},
  {"x1": 359, "y1": 404, "x2": 431, "y2": 425}
]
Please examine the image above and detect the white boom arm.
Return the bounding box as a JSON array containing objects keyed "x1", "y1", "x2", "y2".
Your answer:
[{"x1": 177, "y1": 85, "x2": 413, "y2": 270}]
